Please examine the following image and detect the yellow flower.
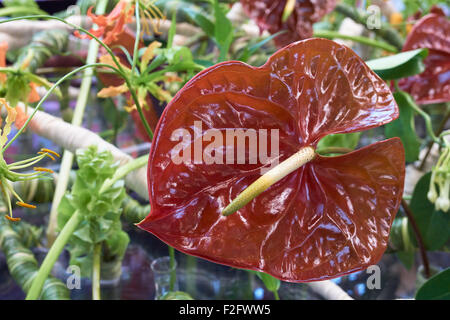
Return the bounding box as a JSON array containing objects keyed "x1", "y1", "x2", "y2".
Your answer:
[{"x1": 0, "y1": 99, "x2": 59, "y2": 222}]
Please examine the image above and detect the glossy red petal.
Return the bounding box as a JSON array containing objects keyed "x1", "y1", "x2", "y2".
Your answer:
[
  {"x1": 139, "y1": 138, "x2": 404, "y2": 281},
  {"x1": 240, "y1": 0, "x2": 337, "y2": 47},
  {"x1": 399, "y1": 12, "x2": 450, "y2": 104},
  {"x1": 267, "y1": 40, "x2": 398, "y2": 144}
]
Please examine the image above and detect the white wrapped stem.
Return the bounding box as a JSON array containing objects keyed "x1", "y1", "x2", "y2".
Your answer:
[
  {"x1": 13, "y1": 104, "x2": 149, "y2": 200},
  {"x1": 307, "y1": 280, "x2": 354, "y2": 300}
]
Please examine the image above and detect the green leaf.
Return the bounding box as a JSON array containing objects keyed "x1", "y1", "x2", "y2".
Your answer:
[
  {"x1": 409, "y1": 173, "x2": 450, "y2": 251},
  {"x1": 73, "y1": 222, "x2": 93, "y2": 244},
  {"x1": 390, "y1": 218, "x2": 416, "y2": 270},
  {"x1": 26, "y1": 72, "x2": 61, "y2": 98},
  {"x1": 160, "y1": 291, "x2": 194, "y2": 300},
  {"x1": 0, "y1": 6, "x2": 46, "y2": 17},
  {"x1": 5, "y1": 74, "x2": 30, "y2": 107},
  {"x1": 385, "y1": 91, "x2": 422, "y2": 162},
  {"x1": 317, "y1": 132, "x2": 361, "y2": 151},
  {"x1": 366, "y1": 49, "x2": 428, "y2": 80},
  {"x1": 237, "y1": 31, "x2": 287, "y2": 63},
  {"x1": 193, "y1": 59, "x2": 214, "y2": 68},
  {"x1": 167, "y1": 10, "x2": 177, "y2": 49},
  {"x1": 57, "y1": 194, "x2": 76, "y2": 230},
  {"x1": 106, "y1": 231, "x2": 129, "y2": 259},
  {"x1": 416, "y1": 268, "x2": 450, "y2": 300},
  {"x1": 213, "y1": 0, "x2": 233, "y2": 61},
  {"x1": 181, "y1": 7, "x2": 215, "y2": 38},
  {"x1": 396, "y1": 251, "x2": 415, "y2": 270}
]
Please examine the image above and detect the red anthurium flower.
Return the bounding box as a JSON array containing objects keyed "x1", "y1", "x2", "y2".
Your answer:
[
  {"x1": 74, "y1": 0, "x2": 134, "y2": 45},
  {"x1": 138, "y1": 39, "x2": 405, "y2": 282},
  {"x1": 240, "y1": 0, "x2": 337, "y2": 47},
  {"x1": 398, "y1": 10, "x2": 450, "y2": 105}
]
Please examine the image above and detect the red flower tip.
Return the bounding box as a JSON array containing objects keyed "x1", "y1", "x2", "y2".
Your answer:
[
  {"x1": 399, "y1": 10, "x2": 450, "y2": 105},
  {"x1": 240, "y1": 0, "x2": 337, "y2": 47}
]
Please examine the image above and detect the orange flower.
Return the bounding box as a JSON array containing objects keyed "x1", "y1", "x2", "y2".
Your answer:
[
  {"x1": 74, "y1": 0, "x2": 135, "y2": 45},
  {"x1": 27, "y1": 82, "x2": 40, "y2": 103},
  {"x1": 0, "y1": 42, "x2": 37, "y2": 127},
  {"x1": 0, "y1": 42, "x2": 41, "y2": 105},
  {"x1": 390, "y1": 12, "x2": 403, "y2": 25}
]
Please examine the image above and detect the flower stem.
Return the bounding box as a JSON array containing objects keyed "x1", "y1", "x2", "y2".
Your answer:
[
  {"x1": 92, "y1": 243, "x2": 102, "y2": 300},
  {"x1": 273, "y1": 290, "x2": 280, "y2": 300},
  {"x1": 419, "y1": 103, "x2": 450, "y2": 171},
  {"x1": 131, "y1": 0, "x2": 141, "y2": 75},
  {"x1": 99, "y1": 154, "x2": 148, "y2": 193},
  {"x1": 313, "y1": 30, "x2": 398, "y2": 53},
  {"x1": 168, "y1": 246, "x2": 176, "y2": 291},
  {"x1": 401, "y1": 199, "x2": 430, "y2": 279},
  {"x1": 46, "y1": 7, "x2": 109, "y2": 245},
  {"x1": 26, "y1": 210, "x2": 82, "y2": 300},
  {"x1": 282, "y1": 0, "x2": 296, "y2": 22},
  {"x1": 222, "y1": 146, "x2": 315, "y2": 216}
]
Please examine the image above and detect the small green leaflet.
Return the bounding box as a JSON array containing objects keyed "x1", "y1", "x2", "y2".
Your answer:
[
  {"x1": 366, "y1": 49, "x2": 428, "y2": 80},
  {"x1": 317, "y1": 132, "x2": 361, "y2": 153}
]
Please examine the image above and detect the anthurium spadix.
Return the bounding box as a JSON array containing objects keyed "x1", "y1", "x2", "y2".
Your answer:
[{"x1": 138, "y1": 39, "x2": 405, "y2": 282}]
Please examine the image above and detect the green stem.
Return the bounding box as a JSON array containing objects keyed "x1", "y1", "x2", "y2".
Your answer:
[
  {"x1": 316, "y1": 146, "x2": 353, "y2": 155},
  {"x1": 43, "y1": 60, "x2": 115, "y2": 246},
  {"x1": 100, "y1": 154, "x2": 148, "y2": 193},
  {"x1": 419, "y1": 103, "x2": 450, "y2": 170},
  {"x1": 131, "y1": 0, "x2": 141, "y2": 75},
  {"x1": 168, "y1": 246, "x2": 176, "y2": 290},
  {"x1": 126, "y1": 85, "x2": 154, "y2": 140},
  {"x1": 394, "y1": 83, "x2": 440, "y2": 144},
  {"x1": 273, "y1": 290, "x2": 280, "y2": 300},
  {"x1": 401, "y1": 199, "x2": 430, "y2": 278},
  {"x1": 169, "y1": 246, "x2": 176, "y2": 291},
  {"x1": 185, "y1": 255, "x2": 197, "y2": 297},
  {"x1": 409, "y1": 102, "x2": 440, "y2": 143},
  {"x1": 26, "y1": 210, "x2": 82, "y2": 300},
  {"x1": 0, "y1": 6, "x2": 47, "y2": 16},
  {"x1": 313, "y1": 30, "x2": 398, "y2": 53},
  {"x1": 2, "y1": 62, "x2": 117, "y2": 154},
  {"x1": 92, "y1": 243, "x2": 102, "y2": 300}
]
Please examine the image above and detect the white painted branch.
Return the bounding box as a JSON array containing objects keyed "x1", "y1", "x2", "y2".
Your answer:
[
  {"x1": 307, "y1": 280, "x2": 354, "y2": 300},
  {"x1": 0, "y1": 16, "x2": 91, "y2": 50}
]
